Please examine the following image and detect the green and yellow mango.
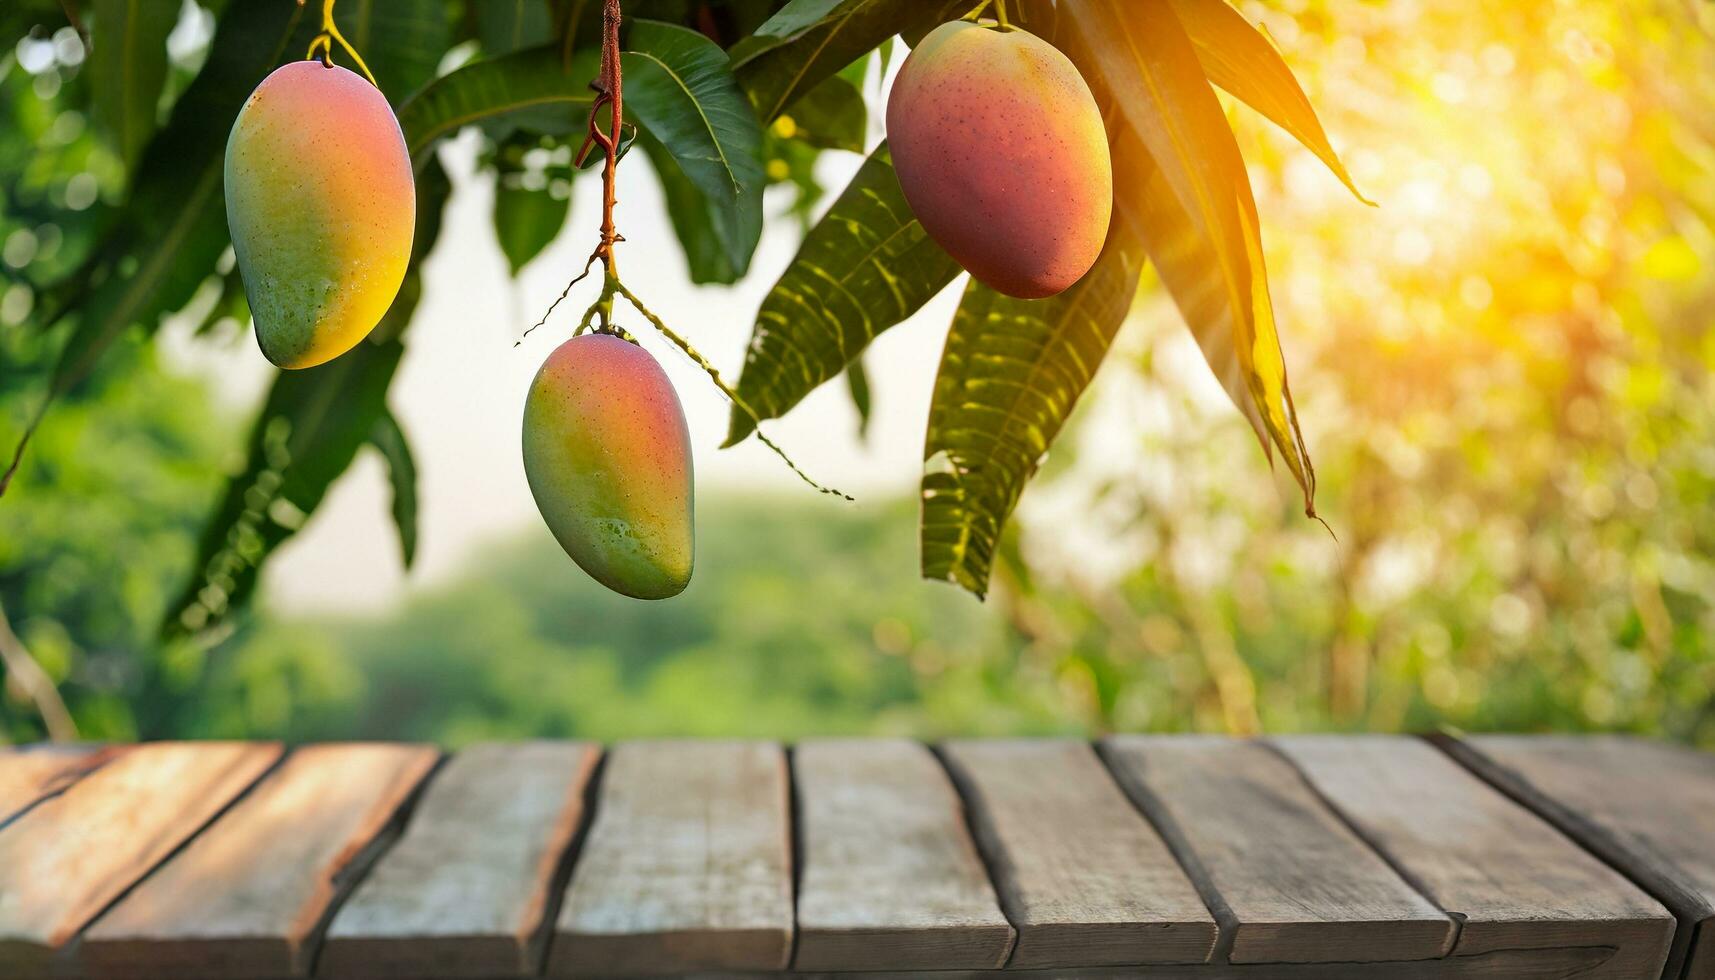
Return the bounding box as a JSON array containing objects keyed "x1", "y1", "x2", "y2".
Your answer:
[
  {"x1": 523, "y1": 333, "x2": 694, "y2": 600},
  {"x1": 225, "y1": 61, "x2": 414, "y2": 369}
]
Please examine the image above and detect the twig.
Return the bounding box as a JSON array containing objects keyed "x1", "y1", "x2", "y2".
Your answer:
[{"x1": 0, "y1": 598, "x2": 78, "y2": 742}]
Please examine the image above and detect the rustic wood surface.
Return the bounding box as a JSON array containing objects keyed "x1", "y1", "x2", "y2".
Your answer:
[
  {"x1": 792, "y1": 738, "x2": 1015, "y2": 972},
  {"x1": 1101, "y1": 735, "x2": 1453, "y2": 965},
  {"x1": 1443, "y1": 734, "x2": 1715, "y2": 980},
  {"x1": 939, "y1": 738, "x2": 1216, "y2": 968},
  {"x1": 548, "y1": 740, "x2": 793, "y2": 976},
  {"x1": 0, "y1": 744, "x2": 119, "y2": 825},
  {"x1": 1276, "y1": 735, "x2": 1675, "y2": 980},
  {"x1": 0, "y1": 741, "x2": 282, "y2": 976},
  {"x1": 3, "y1": 735, "x2": 1712, "y2": 979},
  {"x1": 320, "y1": 741, "x2": 601, "y2": 979},
  {"x1": 78, "y1": 742, "x2": 438, "y2": 979}
]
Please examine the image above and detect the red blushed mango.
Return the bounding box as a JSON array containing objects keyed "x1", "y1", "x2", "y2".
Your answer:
[
  {"x1": 886, "y1": 21, "x2": 1112, "y2": 299},
  {"x1": 522, "y1": 334, "x2": 694, "y2": 600},
  {"x1": 226, "y1": 61, "x2": 414, "y2": 369}
]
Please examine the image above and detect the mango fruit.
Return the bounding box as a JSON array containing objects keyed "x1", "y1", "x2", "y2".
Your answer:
[
  {"x1": 522, "y1": 334, "x2": 694, "y2": 599},
  {"x1": 225, "y1": 61, "x2": 414, "y2": 369},
  {"x1": 886, "y1": 21, "x2": 1112, "y2": 299}
]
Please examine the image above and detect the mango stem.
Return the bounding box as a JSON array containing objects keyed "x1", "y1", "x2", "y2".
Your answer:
[
  {"x1": 298, "y1": 0, "x2": 378, "y2": 86},
  {"x1": 612, "y1": 280, "x2": 853, "y2": 501}
]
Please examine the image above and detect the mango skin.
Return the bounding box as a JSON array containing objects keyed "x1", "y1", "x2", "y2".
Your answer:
[
  {"x1": 226, "y1": 61, "x2": 414, "y2": 369},
  {"x1": 887, "y1": 21, "x2": 1113, "y2": 299},
  {"x1": 523, "y1": 334, "x2": 694, "y2": 600}
]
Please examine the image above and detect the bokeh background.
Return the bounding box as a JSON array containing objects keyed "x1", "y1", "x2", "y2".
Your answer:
[{"x1": 3, "y1": 0, "x2": 1713, "y2": 745}]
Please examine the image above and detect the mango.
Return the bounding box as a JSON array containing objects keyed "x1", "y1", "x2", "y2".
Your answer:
[
  {"x1": 225, "y1": 61, "x2": 414, "y2": 369},
  {"x1": 522, "y1": 334, "x2": 694, "y2": 599},
  {"x1": 886, "y1": 21, "x2": 1112, "y2": 299}
]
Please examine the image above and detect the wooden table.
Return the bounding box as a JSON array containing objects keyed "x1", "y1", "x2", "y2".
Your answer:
[{"x1": 0, "y1": 735, "x2": 1710, "y2": 979}]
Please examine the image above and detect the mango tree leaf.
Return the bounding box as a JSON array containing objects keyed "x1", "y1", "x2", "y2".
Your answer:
[
  {"x1": 494, "y1": 184, "x2": 570, "y2": 274},
  {"x1": 163, "y1": 338, "x2": 406, "y2": 640},
  {"x1": 163, "y1": 159, "x2": 452, "y2": 640},
  {"x1": 623, "y1": 19, "x2": 764, "y2": 277},
  {"x1": 477, "y1": 0, "x2": 554, "y2": 55},
  {"x1": 335, "y1": 0, "x2": 451, "y2": 105},
  {"x1": 781, "y1": 72, "x2": 866, "y2": 153},
  {"x1": 724, "y1": 142, "x2": 961, "y2": 445},
  {"x1": 89, "y1": 0, "x2": 177, "y2": 173},
  {"x1": 733, "y1": 0, "x2": 963, "y2": 123},
  {"x1": 641, "y1": 133, "x2": 743, "y2": 284},
  {"x1": 1067, "y1": 0, "x2": 1317, "y2": 516},
  {"x1": 845, "y1": 356, "x2": 872, "y2": 439},
  {"x1": 1167, "y1": 0, "x2": 1372, "y2": 205},
  {"x1": 369, "y1": 409, "x2": 420, "y2": 568},
  {"x1": 398, "y1": 45, "x2": 601, "y2": 162},
  {"x1": 921, "y1": 229, "x2": 1144, "y2": 597}
]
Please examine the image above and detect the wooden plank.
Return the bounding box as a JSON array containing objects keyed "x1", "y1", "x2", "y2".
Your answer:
[
  {"x1": 0, "y1": 744, "x2": 121, "y2": 825},
  {"x1": 547, "y1": 740, "x2": 792, "y2": 976},
  {"x1": 319, "y1": 741, "x2": 600, "y2": 979},
  {"x1": 0, "y1": 741, "x2": 282, "y2": 976},
  {"x1": 793, "y1": 738, "x2": 1015, "y2": 972},
  {"x1": 1276, "y1": 735, "x2": 1674, "y2": 980},
  {"x1": 1442, "y1": 734, "x2": 1715, "y2": 980},
  {"x1": 1100, "y1": 736, "x2": 1453, "y2": 964},
  {"x1": 79, "y1": 742, "x2": 439, "y2": 979},
  {"x1": 940, "y1": 738, "x2": 1216, "y2": 968}
]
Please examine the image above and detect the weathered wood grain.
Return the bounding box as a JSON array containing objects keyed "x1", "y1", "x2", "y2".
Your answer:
[
  {"x1": 0, "y1": 741, "x2": 282, "y2": 976},
  {"x1": 939, "y1": 739, "x2": 1216, "y2": 967},
  {"x1": 319, "y1": 741, "x2": 601, "y2": 978},
  {"x1": 0, "y1": 744, "x2": 121, "y2": 825},
  {"x1": 547, "y1": 740, "x2": 792, "y2": 976},
  {"x1": 1276, "y1": 735, "x2": 1674, "y2": 980},
  {"x1": 793, "y1": 738, "x2": 1015, "y2": 972},
  {"x1": 79, "y1": 742, "x2": 439, "y2": 979},
  {"x1": 694, "y1": 944, "x2": 1639, "y2": 978},
  {"x1": 1100, "y1": 736, "x2": 1453, "y2": 964},
  {"x1": 1441, "y1": 733, "x2": 1715, "y2": 980}
]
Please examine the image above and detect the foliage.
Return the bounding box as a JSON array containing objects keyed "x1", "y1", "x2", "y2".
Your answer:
[{"x1": 2, "y1": 0, "x2": 1348, "y2": 637}]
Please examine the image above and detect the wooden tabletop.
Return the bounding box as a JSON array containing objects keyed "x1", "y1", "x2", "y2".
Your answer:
[{"x1": 0, "y1": 734, "x2": 1708, "y2": 979}]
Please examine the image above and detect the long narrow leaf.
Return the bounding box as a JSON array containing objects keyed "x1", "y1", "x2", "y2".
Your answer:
[
  {"x1": 369, "y1": 409, "x2": 420, "y2": 569},
  {"x1": 1069, "y1": 0, "x2": 1317, "y2": 515},
  {"x1": 89, "y1": 0, "x2": 176, "y2": 173},
  {"x1": 724, "y1": 142, "x2": 961, "y2": 446},
  {"x1": 922, "y1": 229, "x2": 1145, "y2": 596},
  {"x1": 1168, "y1": 0, "x2": 1371, "y2": 205},
  {"x1": 398, "y1": 45, "x2": 601, "y2": 162},
  {"x1": 623, "y1": 20, "x2": 764, "y2": 277}
]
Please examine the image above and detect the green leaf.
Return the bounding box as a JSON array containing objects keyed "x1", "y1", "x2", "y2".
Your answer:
[
  {"x1": 622, "y1": 19, "x2": 764, "y2": 276},
  {"x1": 164, "y1": 339, "x2": 407, "y2": 641},
  {"x1": 1068, "y1": 0, "x2": 1317, "y2": 516},
  {"x1": 494, "y1": 181, "x2": 571, "y2": 275},
  {"x1": 724, "y1": 142, "x2": 961, "y2": 446},
  {"x1": 845, "y1": 356, "x2": 872, "y2": 439},
  {"x1": 336, "y1": 0, "x2": 451, "y2": 106},
  {"x1": 781, "y1": 72, "x2": 866, "y2": 153},
  {"x1": 1167, "y1": 0, "x2": 1372, "y2": 205},
  {"x1": 734, "y1": 0, "x2": 963, "y2": 123},
  {"x1": 920, "y1": 230, "x2": 1144, "y2": 597},
  {"x1": 89, "y1": 0, "x2": 177, "y2": 173},
  {"x1": 163, "y1": 159, "x2": 453, "y2": 640},
  {"x1": 398, "y1": 44, "x2": 602, "y2": 162},
  {"x1": 641, "y1": 133, "x2": 743, "y2": 285},
  {"x1": 369, "y1": 409, "x2": 420, "y2": 569},
  {"x1": 477, "y1": 0, "x2": 554, "y2": 56}
]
